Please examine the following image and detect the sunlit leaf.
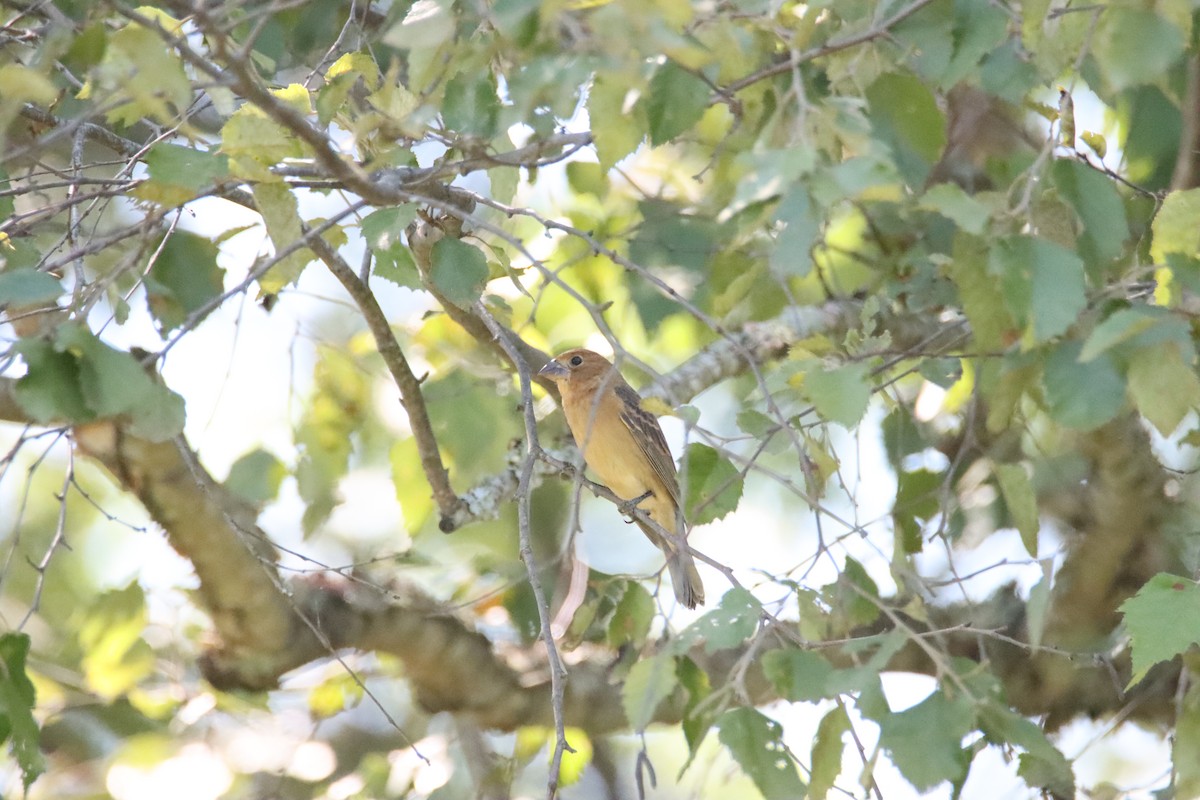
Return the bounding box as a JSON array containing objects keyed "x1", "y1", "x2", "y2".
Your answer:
[
  {"x1": 803, "y1": 362, "x2": 871, "y2": 429},
  {"x1": 1152, "y1": 188, "x2": 1200, "y2": 263},
  {"x1": 79, "y1": 583, "x2": 154, "y2": 700},
  {"x1": 253, "y1": 183, "x2": 313, "y2": 293},
  {"x1": 1120, "y1": 573, "x2": 1200, "y2": 686}
]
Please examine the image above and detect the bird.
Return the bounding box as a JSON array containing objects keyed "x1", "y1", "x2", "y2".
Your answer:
[{"x1": 538, "y1": 348, "x2": 705, "y2": 609}]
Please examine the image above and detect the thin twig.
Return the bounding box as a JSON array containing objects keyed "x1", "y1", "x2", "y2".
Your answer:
[
  {"x1": 474, "y1": 302, "x2": 574, "y2": 799},
  {"x1": 720, "y1": 0, "x2": 937, "y2": 95}
]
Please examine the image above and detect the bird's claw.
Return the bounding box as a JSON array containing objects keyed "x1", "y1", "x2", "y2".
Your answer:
[{"x1": 618, "y1": 490, "x2": 654, "y2": 522}]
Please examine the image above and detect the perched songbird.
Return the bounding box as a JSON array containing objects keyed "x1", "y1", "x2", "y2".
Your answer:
[{"x1": 538, "y1": 349, "x2": 705, "y2": 608}]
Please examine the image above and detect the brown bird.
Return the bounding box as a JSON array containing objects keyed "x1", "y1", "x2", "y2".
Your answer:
[{"x1": 538, "y1": 349, "x2": 705, "y2": 608}]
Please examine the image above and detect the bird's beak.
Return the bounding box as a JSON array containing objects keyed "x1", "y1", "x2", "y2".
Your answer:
[{"x1": 538, "y1": 360, "x2": 568, "y2": 380}]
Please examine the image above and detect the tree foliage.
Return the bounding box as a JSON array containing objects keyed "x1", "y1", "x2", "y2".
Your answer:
[{"x1": 2, "y1": 0, "x2": 1200, "y2": 797}]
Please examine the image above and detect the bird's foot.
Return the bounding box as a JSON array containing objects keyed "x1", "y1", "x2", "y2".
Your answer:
[{"x1": 618, "y1": 490, "x2": 654, "y2": 523}]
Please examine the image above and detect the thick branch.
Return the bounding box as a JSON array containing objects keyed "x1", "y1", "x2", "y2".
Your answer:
[{"x1": 70, "y1": 420, "x2": 299, "y2": 686}]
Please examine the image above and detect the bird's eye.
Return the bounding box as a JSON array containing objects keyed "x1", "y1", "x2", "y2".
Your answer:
[{"x1": 569, "y1": 355, "x2": 583, "y2": 367}]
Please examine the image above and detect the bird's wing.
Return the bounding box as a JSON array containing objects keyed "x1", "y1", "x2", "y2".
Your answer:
[{"x1": 614, "y1": 383, "x2": 681, "y2": 508}]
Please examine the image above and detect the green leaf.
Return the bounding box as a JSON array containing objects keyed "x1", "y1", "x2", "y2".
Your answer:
[
  {"x1": 1097, "y1": 9, "x2": 1185, "y2": 91},
  {"x1": 894, "y1": 468, "x2": 941, "y2": 554},
  {"x1": 941, "y1": 0, "x2": 1010, "y2": 88},
  {"x1": 920, "y1": 183, "x2": 990, "y2": 235},
  {"x1": 590, "y1": 70, "x2": 646, "y2": 171},
  {"x1": 13, "y1": 339, "x2": 90, "y2": 423},
  {"x1": 383, "y1": 0, "x2": 456, "y2": 49},
  {"x1": 136, "y1": 144, "x2": 229, "y2": 207},
  {"x1": 948, "y1": 234, "x2": 1015, "y2": 350},
  {"x1": 1120, "y1": 573, "x2": 1200, "y2": 686},
  {"x1": 736, "y1": 409, "x2": 775, "y2": 438},
  {"x1": 978, "y1": 704, "x2": 1074, "y2": 797},
  {"x1": 430, "y1": 238, "x2": 489, "y2": 307},
  {"x1": 681, "y1": 442, "x2": 744, "y2": 525},
  {"x1": 994, "y1": 463, "x2": 1038, "y2": 557},
  {"x1": 57, "y1": 327, "x2": 185, "y2": 441},
  {"x1": 809, "y1": 705, "x2": 851, "y2": 800},
  {"x1": 1042, "y1": 342, "x2": 1124, "y2": 430},
  {"x1": 607, "y1": 581, "x2": 655, "y2": 649},
  {"x1": 643, "y1": 60, "x2": 709, "y2": 146},
  {"x1": 81, "y1": 18, "x2": 191, "y2": 126},
  {"x1": 556, "y1": 727, "x2": 593, "y2": 788},
  {"x1": 621, "y1": 654, "x2": 677, "y2": 732},
  {"x1": 361, "y1": 207, "x2": 421, "y2": 288},
  {"x1": 769, "y1": 188, "x2": 818, "y2": 277},
  {"x1": 1051, "y1": 159, "x2": 1129, "y2": 269},
  {"x1": 827, "y1": 556, "x2": 882, "y2": 630},
  {"x1": 1078, "y1": 308, "x2": 1161, "y2": 362},
  {"x1": 990, "y1": 236, "x2": 1086, "y2": 343},
  {"x1": 803, "y1": 362, "x2": 871, "y2": 428},
  {"x1": 253, "y1": 183, "x2": 312, "y2": 293},
  {"x1": 979, "y1": 39, "x2": 1040, "y2": 103},
  {"x1": 865, "y1": 72, "x2": 946, "y2": 187},
  {"x1": 145, "y1": 231, "x2": 224, "y2": 333},
  {"x1": 1127, "y1": 343, "x2": 1200, "y2": 436},
  {"x1": 1026, "y1": 563, "x2": 1052, "y2": 649},
  {"x1": 391, "y1": 437, "x2": 434, "y2": 533},
  {"x1": 1152, "y1": 188, "x2": 1200, "y2": 263},
  {"x1": 878, "y1": 689, "x2": 974, "y2": 791},
  {"x1": 78, "y1": 582, "x2": 153, "y2": 700},
  {"x1": 220, "y1": 106, "x2": 302, "y2": 181},
  {"x1": 0, "y1": 633, "x2": 45, "y2": 791},
  {"x1": 761, "y1": 648, "x2": 835, "y2": 702},
  {"x1": 492, "y1": 0, "x2": 541, "y2": 41},
  {"x1": 717, "y1": 708, "x2": 807, "y2": 799},
  {"x1": 678, "y1": 656, "x2": 717, "y2": 757},
  {"x1": 442, "y1": 73, "x2": 499, "y2": 137},
  {"x1": 0, "y1": 270, "x2": 61, "y2": 306},
  {"x1": 16, "y1": 329, "x2": 183, "y2": 438},
  {"x1": 677, "y1": 587, "x2": 762, "y2": 653},
  {"x1": 630, "y1": 201, "x2": 719, "y2": 272},
  {"x1": 225, "y1": 448, "x2": 286, "y2": 506},
  {"x1": 308, "y1": 672, "x2": 365, "y2": 719},
  {"x1": 0, "y1": 64, "x2": 56, "y2": 107}
]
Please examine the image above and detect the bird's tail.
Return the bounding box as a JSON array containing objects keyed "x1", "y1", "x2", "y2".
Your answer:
[
  {"x1": 635, "y1": 515, "x2": 705, "y2": 609},
  {"x1": 666, "y1": 547, "x2": 705, "y2": 609}
]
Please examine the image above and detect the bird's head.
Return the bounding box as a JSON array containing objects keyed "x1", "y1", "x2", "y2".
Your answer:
[{"x1": 538, "y1": 349, "x2": 613, "y2": 387}]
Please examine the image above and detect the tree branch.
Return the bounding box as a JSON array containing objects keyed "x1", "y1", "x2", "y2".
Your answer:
[{"x1": 306, "y1": 232, "x2": 467, "y2": 525}]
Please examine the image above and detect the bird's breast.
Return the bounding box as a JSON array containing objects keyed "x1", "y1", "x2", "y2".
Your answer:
[{"x1": 564, "y1": 400, "x2": 653, "y2": 500}]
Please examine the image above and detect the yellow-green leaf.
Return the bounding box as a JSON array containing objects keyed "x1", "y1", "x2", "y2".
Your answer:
[{"x1": 252, "y1": 183, "x2": 312, "y2": 292}]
